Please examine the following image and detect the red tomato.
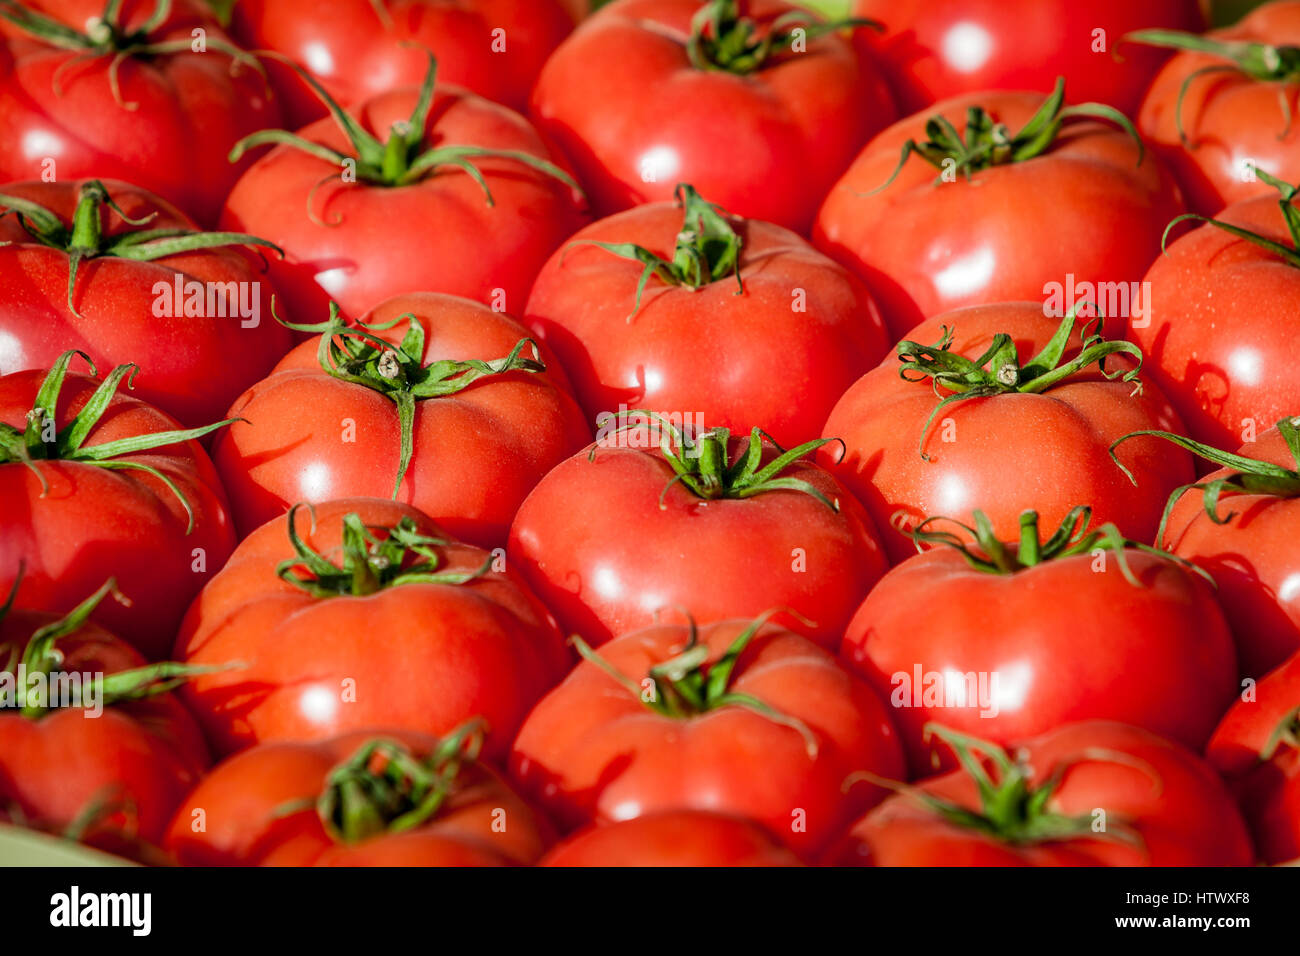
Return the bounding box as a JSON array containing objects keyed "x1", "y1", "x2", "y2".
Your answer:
[
  {"x1": 212, "y1": 293, "x2": 590, "y2": 546},
  {"x1": 1133, "y1": 3, "x2": 1300, "y2": 215},
  {"x1": 0, "y1": 353, "x2": 235, "y2": 660},
  {"x1": 820, "y1": 302, "x2": 1194, "y2": 565},
  {"x1": 219, "y1": 58, "x2": 587, "y2": 321},
  {"x1": 0, "y1": 178, "x2": 289, "y2": 427},
  {"x1": 841, "y1": 506, "x2": 1237, "y2": 776},
  {"x1": 852, "y1": 0, "x2": 1202, "y2": 116},
  {"x1": 510, "y1": 615, "x2": 904, "y2": 859},
  {"x1": 530, "y1": 0, "x2": 895, "y2": 233},
  {"x1": 175, "y1": 498, "x2": 569, "y2": 759},
  {"x1": 828, "y1": 721, "x2": 1254, "y2": 866},
  {"x1": 814, "y1": 83, "x2": 1185, "y2": 336},
  {"x1": 508, "y1": 418, "x2": 887, "y2": 650},
  {"x1": 540, "y1": 810, "x2": 802, "y2": 867},
  {"x1": 1208, "y1": 650, "x2": 1300, "y2": 865},
  {"x1": 0, "y1": 0, "x2": 280, "y2": 225},
  {"x1": 524, "y1": 185, "x2": 889, "y2": 447}
]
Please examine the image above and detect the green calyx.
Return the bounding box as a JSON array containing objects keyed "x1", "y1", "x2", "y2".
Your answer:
[
  {"x1": 0, "y1": 179, "x2": 282, "y2": 317},
  {"x1": 899, "y1": 302, "x2": 1144, "y2": 460},
  {"x1": 280, "y1": 302, "x2": 546, "y2": 499},
  {"x1": 1261, "y1": 706, "x2": 1300, "y2": 762},
  {"x1": 1110, "y1": 415, "x2": 1300, "y2": 543},
  {"x1": 870, "y1": 77, "x2": 1144, "y2": 194},
  {"x1": 1161, "y1": 167, "x2": 1300, "y2": 268},
  {"x1": 686, "y1": 0, "x2": 879, "y2": 75},
  {"x1": 0, "y1": 351, "x2": 239, "y2": 532}
]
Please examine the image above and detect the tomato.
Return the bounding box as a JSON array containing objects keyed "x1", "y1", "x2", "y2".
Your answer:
[
  {"x1": 539, "y1": 810, "x2": 802, "y2": 867},
  {"x1": 530, "y1": 0, "x2": 895, "y2": 234},
  {"x1": 1208, "y1": 650, "x2": 1300, "y2": 865},
  {"x1": 852, "y1": 0, "x2": 1203, "y2": 116},
  {"x1": 510, "y1": 615, "x2": 904, "y2": 859},
  {"x1": 524, "y1": 185, "x2": 889, "y2": 448},
  {"x1": 212, "y1": 293, "x2": 590, "y2": 546},
  {"x1": 814, "y1": 82, "x2": 1185, "y2": 337},
  {"x1": 231, "y1": 0, "x2": 577, "y2": 126},
  {"x1": 165, "y1": 724, "x2": 552, "y2": 866},
  {"x1": 1132, "y1": 3, "x2": 1300, "y2": 215},
  {"x1": 508, "y1": 417, "x2": 887, "y2": 650},
  {"x1": 175, "y1": 498, "x2": 569, "y2": 759},
  {"x1": 0, "y1": 0, "x2": 280, "y2": 225},
  {"x1": 219, "y1": 57, "x2": 587, "y2": 321},
  {"x1": 0, "y1": 178, "x2": 289, "y2": 428},
  {"x1": 828, "y1": 721, "x2": 1254, "y2": 866},
  {"x1": 0, "y1": 353, "x2": 235, "y2": 660},
  {"x1": 820, "y1": 302, "x2": 1194, "y2": 565}
]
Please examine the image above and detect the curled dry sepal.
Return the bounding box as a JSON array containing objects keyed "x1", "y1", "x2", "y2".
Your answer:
[
  {"x1": 685, "y1": 0, "x2": 880, "y2": 75},
  {"x1": 1161, "y1": 167, "x2": 1300, "y2": 268},
  {"x1": 0, "y1": 351, "x2": 240, "y2": 531}
]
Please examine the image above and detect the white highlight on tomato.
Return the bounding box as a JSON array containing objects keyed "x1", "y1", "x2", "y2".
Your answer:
[
  {"x1": 932, "y1": 247, "x2": 995, "y2": 299},
  {"x1": 0, "y1": 331, "x2": 25, "y2": 370},
  {"x1": 942, "y1": 22, "x2": 995, "y2": 75},
  {"x1": 302, "y1": 42, "x2": 336, "y2": 77},
  {"x1": 1227, "y1": 347, "x2": 1262, "y2": 387},
  {"x1": 21, "y1": 130, "x2": 62, "y2": 161},
  {"x1": 299, "y1": 461, "x2": 332, "y2": 499},
  {"x1": 592, "y1": 565, "x2": 623, "y2": 600},
  {"x1": 298, "y1": 684, "x2": 338, "y2": 725}
]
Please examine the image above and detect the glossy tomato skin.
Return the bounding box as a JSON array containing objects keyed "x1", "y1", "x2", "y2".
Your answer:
[
  {"x1": 175, "y1": 498, "x2": 569, "y2": 760},
  {"x1": 530, "y1": 0, "x2": 895, "y2": 234},
  {"x1": 539, "y1": 810, "x2": 802, "y2": 867},
  {"x1": 814, "y1": 91, "x2": 1185, "y2": 337},
  {"x1": 507, "y1": 432, "x2": 888, "y2": 650},
  {"x1": 1138, "y1": 2, "x2": 1300, "y2": 216},
  {"x1": 524, "y1": 201, "x2": 890, "y2": 447},
  {"x1": 829, "y1": 721, "x2": 1254, "y2": 866},
  {"x1": 820, "y1": 303, "x2": 1194, "y2": 565},
  {"x1": 220, "y1": 85, "x2": 588, "y2": 321},
  {"x1": 842, "y1": 547, "x2": 1237, "y2": 777},
  {"x1": 510, "y1": 619, "x2": 904, "y2": 860},
  {"x1": 0, "y1": 179, "x2": 291, "y2": 428},
  {"x1": 232, "y1": 0, "x2": 577, "y2": 126},
  {"x1": 0, "y1": 369, "x2": 235, "y2": 660},
  {"x1": 1131, "y1": 195, "x2": 1300, "y2": 450},
  {"x1": 853, "y1": 0, "x2": 1202, "y2": 117},
  {"x1": 212, "y1": 293, "x2": 590, "y2": 546},
  {"x1": 164, "y1": 730, "x2": 553, "y2": 866},
  {"x1": 0, "y1": 1, "x2": 279, "y2": 226}
]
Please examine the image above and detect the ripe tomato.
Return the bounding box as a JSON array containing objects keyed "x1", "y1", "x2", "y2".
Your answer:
[
  {"x1": 524, "y1": 184, "x2": 889, "y2": 448},
  {"x1": 508, "y1": 417, "x2": 887, "y2": 650},
  {"x1": 175, "y1": 498, "x2": 569, "y2": 759},
  {"x1": 0, "y1": 178, "x2": 289, "y2": 427},
  {"x1": 219, "y1": 57, "x2": 587, "y2": 321},
  {"x1": 1131, "y1": 3, "x2": 1300, "y2": 215},
  {"x1": 828, "y1": 721, "x2": 1254, "y2": 866},
  {"x1": 212, "y1": 293, "x2": 590, "y2": 546},
  {"x1": 820, "y1": 302, "x2": 1193, "y2": 565},
  {"x1": 814, "y1": 82, "x2": 1185, "y2": 336},
  {"x1": 539, "y1": 811, "x2": 802, "y2": 867},
  {"x1": 510, "y1": 615, "x2": 904, "y2": 859},
  {"x1": 165, "y1": 725, "x2": 553, "y2": 866},
  {"x1": 841, "y1": 506, "x2": 1237, "y2": 776},
  {"x1": 0, "y1": 353, "x2": 235, "y2": 660},
  {"x1": 0, "y1": 0, "x2": 280, "y2": 225},
  {"x1": 530, "y1": 0, "x2": 895, "y2": 233}
]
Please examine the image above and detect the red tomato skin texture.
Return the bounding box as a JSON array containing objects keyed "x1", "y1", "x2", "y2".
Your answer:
[
  {"x1": 852, "y1": 0, "x2": 1202, "y2": 117},
  {"x1": 219, "y1": 85, "x2": 587, "y2": 321},
  {"x1": 510, "y1": 619, "x2": 904, "y2": 860},
  {"x1": 0, "y1": 1, "x2": 280, "y2": 226},
  {"x1": 174, "y1": 498, "x2": 569, "y2": 760},
  {"x1": 164, "y1": 730, "x2": 553, "y2": 866},
  {"x1": 0, "y1": 179, "x2": 291, "y2": 428},
  {"x1": 539, "y1": 810, "x2": 802, "y2": 867},
  {"x1": 524, "y1": 201, "x2": 890, "y2": 447},
  {"x1": 507, "y1": 435, "x2": 888, "y2": 651},
  {"x1": 820, "y1": 303, "x2": 1195, "y2": 565},
  {"x1": 1138, "y1": 3, "x2": 1300, "y2": 216},
  {"x1": 1131, "y1": 195, "x2": 1300, "y2": 451},
  {"x1": 0, "y1": 370, "x2": 235, "y2": 660},
  {"x1": 829, "y1": 721, "x2": 1254, "y2": 867},
  {"x1": 530, "y1": 0, "x2": 895, "y2": 234},
  {"x1": 814, "y1": 91, "x2": 1185, "y2": 337},
  {"x1": 842, "y1": 548, "x2": 1238, "y2": 777}
]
